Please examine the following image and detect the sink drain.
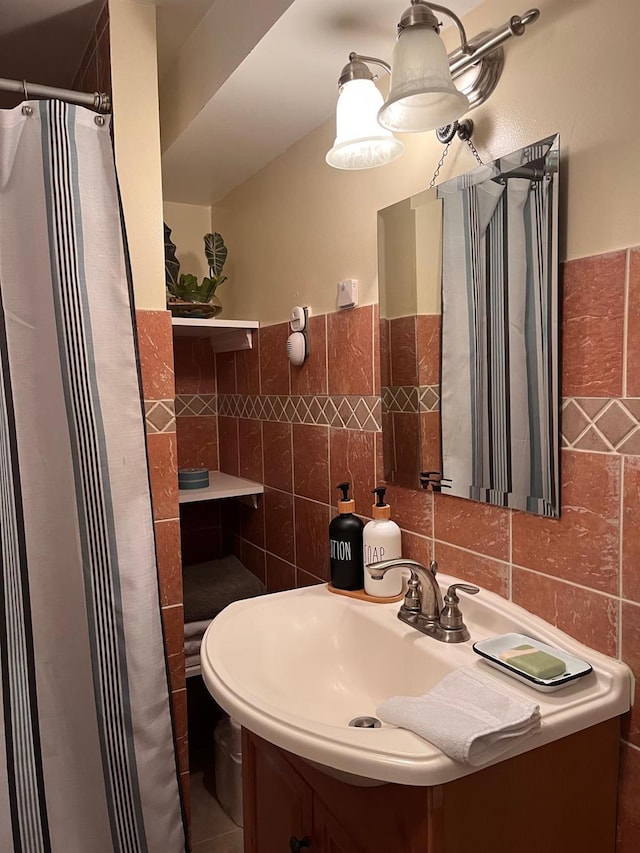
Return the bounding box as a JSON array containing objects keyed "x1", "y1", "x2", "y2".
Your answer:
[{"x1": 348, "y1": 716, "x2": 382, "y2": 729}]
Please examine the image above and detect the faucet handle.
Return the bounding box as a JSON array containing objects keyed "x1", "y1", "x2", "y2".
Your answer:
[
  {"x1": 439, "y1": 583, "x2": 480, "y2": 640},
  {"x1": 402, "y1": 573, "x2": 422, "y2": 613},
  {"x1": 444, "y1": 583, "x2": 480, "y2": 603}
]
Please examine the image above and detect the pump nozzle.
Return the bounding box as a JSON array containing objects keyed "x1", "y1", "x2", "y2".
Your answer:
[
  {"x1": 336, "y1": 482, "x2": 355, "y2": 514},
  {"x1": 337, "y1": 482, "x2": 351, "y2": 501},
  {"x1": 371, "y1": 486, "x2": 387, "y2": 507},
  {"x1": 370, "y1": 485, "x2": 392, "y2": 520}
]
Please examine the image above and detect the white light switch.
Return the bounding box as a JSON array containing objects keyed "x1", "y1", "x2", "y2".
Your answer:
[{"x1": 337, "y1": 279, "x2": 358, "y2": 309}]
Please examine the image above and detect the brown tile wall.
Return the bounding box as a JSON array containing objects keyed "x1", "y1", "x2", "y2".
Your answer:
[
  {"x1": 381, "y1": 313, "x2": 441, "y2": 482},
  {"x1": 213, "y1": 309, "x2": 381, "y2": 590},
  {"x1": 174, "y1": 336, "x2": 222, "y2": 569},
  {"x1": 137, "y1": 310, "x2": 189, "y2": 818},
  {"x1": 194, "y1": 251, "x2": 640, "y2": 845}
]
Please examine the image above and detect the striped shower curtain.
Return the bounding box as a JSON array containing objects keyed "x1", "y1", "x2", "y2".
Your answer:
[
  {"x1": 0, "y1": 101, "x2": 186, "y2": 851},
  {"x1": 440, "y1": 166, "x2": 559, "y2": 516}
]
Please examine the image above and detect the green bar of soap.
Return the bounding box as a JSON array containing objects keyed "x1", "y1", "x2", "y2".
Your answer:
[{"x1": 500, "y1": 644, "x2": 567, "y2": 679}]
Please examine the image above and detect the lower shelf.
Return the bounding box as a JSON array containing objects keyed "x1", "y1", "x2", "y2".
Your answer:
[{"x1": 178, "y1": 471, "x2": 264, "y2": 504}]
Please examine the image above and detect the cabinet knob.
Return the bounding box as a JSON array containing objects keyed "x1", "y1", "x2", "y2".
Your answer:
[{"x1": 289, "y1": 836, "x2": 311, "y2": 851}]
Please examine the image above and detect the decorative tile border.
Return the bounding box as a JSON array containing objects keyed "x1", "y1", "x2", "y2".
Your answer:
[
  {"x1": 382, "y1": 385, "x2": 440, "y2": 414},
  {"x1": 562, "y1": 397, "x2": 640, "y2": 454},
  {"x1": 419, "y1": 386, "x2": 441, "y2": 413},
  {"x1": 175, "y1": 394, "x2": 217, "y2": 416},
  {"x1": 172, "y1": 393, "x2": 640, "y2": 451},
  {"x1": 217, "y1": 393, "x2": 381, "y2": 431},
  {"x1": 175, "y1": 393, "x2": 381, "y2": 430},
  {"x1": 144, "y1": 400, "x2": 176, "y2": 434}
]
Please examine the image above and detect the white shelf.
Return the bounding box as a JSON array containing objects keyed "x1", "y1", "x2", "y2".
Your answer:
[
  {"x1": 178, "y1": 470, "x2": 264, "y2": 504},
  {"x1": 171, "y1": 317, "x2": 258, "y2": 353}
]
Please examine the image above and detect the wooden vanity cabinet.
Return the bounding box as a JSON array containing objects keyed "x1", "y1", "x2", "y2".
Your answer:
[
  {"x1": 242, "y1": 720, "x2": 620, "y2": 853},
  {"x1": 242, "y1": 730, "x2": 430, "y2": 852}
]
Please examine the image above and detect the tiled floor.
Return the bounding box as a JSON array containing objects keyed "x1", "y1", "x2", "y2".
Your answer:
[{"x1": 190, "y1": 771, "x2": 243, "y2": 853}]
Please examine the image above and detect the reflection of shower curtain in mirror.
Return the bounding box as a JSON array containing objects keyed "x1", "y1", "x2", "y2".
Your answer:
[
  {"x1": 0, "y1": 101, "x2": 186, "y2": 851},
  {"x1": 441, "y1": 176, "x2": 558, "y2": 515}
]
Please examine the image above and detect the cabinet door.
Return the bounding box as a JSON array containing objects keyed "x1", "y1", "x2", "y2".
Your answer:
[
  {"x1": 243, "y1": 731, "x2": 313, "y2": 853},
  {"x1": 312, "y1": 798, "x2": 365, "y2": 853},
  {"x1": 243, "y1": 730, "x2": 433, "y2": 853}
]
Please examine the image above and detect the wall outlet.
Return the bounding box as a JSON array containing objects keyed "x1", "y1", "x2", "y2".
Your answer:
[{"x1": 337, "y1": 279, "x2": 358, "y2": 309}]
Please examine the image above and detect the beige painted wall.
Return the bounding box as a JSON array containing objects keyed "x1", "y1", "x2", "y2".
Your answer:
[
  {"x1": 378, "y1": 189, "x2": 443, "y2": 320},
  {"x1": 212, "y1": 0, "x2": 640, "y2": 325},
  {"x1": 378, "y1": 197, "x2": 416, "y2": 320},
  {"x1": 414, "y1": 191, "x2": 442, "y2": 316},
  {"x1": 110, "y1": 0, "x2": 165, "y2": 310},
  {"x1": 163, "y1": 201, "x2": 212, "y2": 281}
]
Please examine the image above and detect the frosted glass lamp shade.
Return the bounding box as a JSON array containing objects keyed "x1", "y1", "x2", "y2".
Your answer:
[
  {"x1": 326, "y1": 79, "x2": 404, "y2": 170},
  {"x1": 378, "y1": 27, "x2": 469, "y2": 133}
]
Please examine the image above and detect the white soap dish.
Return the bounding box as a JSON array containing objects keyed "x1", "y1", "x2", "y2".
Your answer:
[{"x1": 473, "y1": 632, "x2": 593, "y2": 693}]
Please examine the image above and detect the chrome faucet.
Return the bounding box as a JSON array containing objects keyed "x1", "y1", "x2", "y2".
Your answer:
[{"x1": 366, "y1": 558, "x2": 479, "y2": 643}]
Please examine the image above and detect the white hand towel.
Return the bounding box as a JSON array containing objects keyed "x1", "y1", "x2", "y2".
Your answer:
[
  {"x1": 184, "y1": 619, "x2": 212, "y2": 639},
  {"x1": 184, "y1": 636, "x2": 204, "y2": 657},
  {"x1": 377, "y1": 666, "x2": 541, "y2": 766}
]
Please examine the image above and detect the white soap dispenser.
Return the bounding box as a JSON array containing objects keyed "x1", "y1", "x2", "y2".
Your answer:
[{"x1": 363, "y1": 486, "x2": 402, "y2": 597}]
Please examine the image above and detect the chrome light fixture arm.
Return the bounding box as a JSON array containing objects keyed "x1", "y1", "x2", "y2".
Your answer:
[
  {"x1": 337, "y1": 53, "x2": 391, "y2": 89},
  {"x1": 401, "y1": 1, "x2": 473, "y2": 56},
  {"x1": 336, "y1": 8, "x2": 539, "y2": 104},
  {"x1": 349, "y1": 54, "x2": 391, "y2": 77},
  {"x1": 448, "y1": 8, "x2": 540, "y2": 79}
]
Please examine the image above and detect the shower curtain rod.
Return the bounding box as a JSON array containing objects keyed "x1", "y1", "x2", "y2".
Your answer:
[{"x1": 0, "y1": 77, "x2": 111, "y2": 112}]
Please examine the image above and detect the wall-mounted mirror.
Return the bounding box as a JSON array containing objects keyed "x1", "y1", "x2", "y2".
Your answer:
[
  {"x1": 378, "y1": 186, "x2": 443, "y2": 491},
  {"x1": 378, "y1": 134, "x2": 560, "y2": 516}
]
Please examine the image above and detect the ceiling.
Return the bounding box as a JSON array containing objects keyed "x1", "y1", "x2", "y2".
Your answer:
[{"x1": 0, "y1": 0, "x2": 481, "y2": 206}]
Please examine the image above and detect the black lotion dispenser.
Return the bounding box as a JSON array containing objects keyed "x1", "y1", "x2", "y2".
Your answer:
[{"x1": 329, "y1": 482, "x2": 364, "y2": 590}]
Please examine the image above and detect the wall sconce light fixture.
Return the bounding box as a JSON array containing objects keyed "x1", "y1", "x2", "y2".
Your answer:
[
  {"x1": 326, "y1": 1, "x2": 540, "y2": 170},
  {"x1": 326, "y1": 55, "x2": 404, "y2": 170}
]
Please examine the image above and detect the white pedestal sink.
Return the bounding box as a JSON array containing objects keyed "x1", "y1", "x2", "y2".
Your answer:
[{"x1": 201, "y1": 576, "x2": 632, "y2": 786}]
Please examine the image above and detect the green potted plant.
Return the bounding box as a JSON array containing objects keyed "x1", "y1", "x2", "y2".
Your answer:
[{"x1": 165, "y1": 224, "x2": 229, "y2": 318}]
